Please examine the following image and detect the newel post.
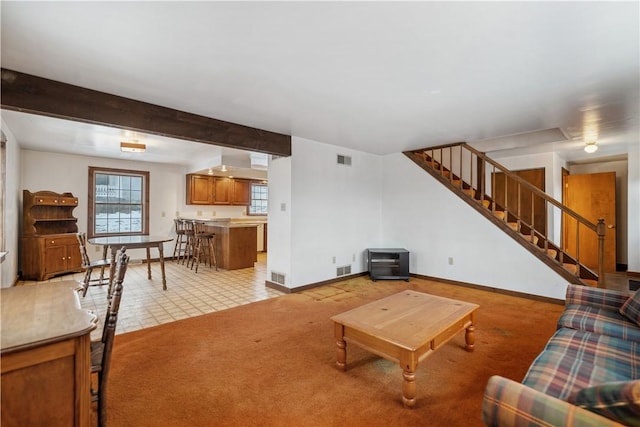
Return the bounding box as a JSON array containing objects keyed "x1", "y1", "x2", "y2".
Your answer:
[{"x1": 597, "y1": 218, "x2": 606, "y2": 288}]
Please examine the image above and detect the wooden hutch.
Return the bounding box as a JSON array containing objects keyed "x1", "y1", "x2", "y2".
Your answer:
[{"x1": 21, "y1": 190, "x2": 83, "y2": 281}]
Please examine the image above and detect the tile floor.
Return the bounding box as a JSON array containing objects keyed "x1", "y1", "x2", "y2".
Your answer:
[{"x1": 18, "y1": 253, "x2": 283, "y2": 340}]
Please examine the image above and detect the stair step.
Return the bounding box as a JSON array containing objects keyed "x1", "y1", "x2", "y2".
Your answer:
[
  {"x1": 521, "y1": 234, "x2": 539, "y2": 245},
  {"x1": 452, "y1": 179, "x2": 461, "y2": 187},
  {"x1": 543, "y1": 248, "x2": 558, "y2": 259},
  {"x1": 493, "y1": 211, "x2": 506, "y2": 220},
  {"x1": 507, "y1": 222, "x2": 518, "y2": 231},
  {"x1": 582, "y1": 279, "x2": 598, "y2": 287},
  {"x1": 463, "y1": 188, "x2": 475, "y2": 197},
  {"x1": 563, "y1": 263, "x2": 579, "y2": 274},
  {"x1": 482, "y1": 200, "x2": 491, "y2": 208}
]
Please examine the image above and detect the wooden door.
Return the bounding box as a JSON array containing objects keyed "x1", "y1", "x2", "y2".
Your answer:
[
  {"x1": 493, "y1": 168, "x2": 545, "y2": 233},
  {"x1": 563, "y1": 172, "x2": 616, "y2": 272}
]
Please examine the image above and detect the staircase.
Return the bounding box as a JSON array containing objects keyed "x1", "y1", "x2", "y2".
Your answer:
[{"x1": 404, "y1": 143, "x2": 607, "y2": 288}]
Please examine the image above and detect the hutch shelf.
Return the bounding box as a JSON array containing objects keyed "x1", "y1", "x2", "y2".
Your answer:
[
  {"x1": 21, "y1": 190, "x2": 82, "y2": 281},
  {"x1": 366, "y1": 248, "x2": 410, "y2": 281}
]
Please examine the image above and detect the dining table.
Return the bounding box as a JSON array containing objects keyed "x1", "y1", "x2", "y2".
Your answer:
[{"x1": 88, "y1": 235, "x2": 174, "y2": 291}]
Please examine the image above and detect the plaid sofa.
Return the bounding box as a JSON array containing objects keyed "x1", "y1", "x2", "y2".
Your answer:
[{"x1": 482, "y1": 284, "x2": 640, "y2": 427}]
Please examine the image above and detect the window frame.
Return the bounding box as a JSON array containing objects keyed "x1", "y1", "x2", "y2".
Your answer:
[
  {"x1": 88, "y1": 166, "x2": 150, "y2": 238},
  {"x1": 246, "y1": 182, "x2": 268, "y2": 216}
]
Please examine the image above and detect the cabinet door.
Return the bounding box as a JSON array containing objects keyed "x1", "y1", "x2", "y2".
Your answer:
[
  {"x1": 44, "y1": 246, "x2": 68, "y2": 275},
  {"x1": 187, "y1": 175, "x2": 213, "y2": 205},
  {"x1": 66, "y1": 243, "x2": 82, "y2": 270},
  {"x1": 232, "y1": 179, "x2": 251, "y2": 205},
  {"x1": 213, "y1": 178, "x2": 231, "y2": 204}
]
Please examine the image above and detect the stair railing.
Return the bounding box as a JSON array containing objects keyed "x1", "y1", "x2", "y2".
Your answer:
[{"x1": 407, "y1": 142, "x2": 606, "y2": 287}]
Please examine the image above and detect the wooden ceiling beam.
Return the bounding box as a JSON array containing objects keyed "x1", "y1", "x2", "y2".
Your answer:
[{"x1": 1, "y1": 68, "x2": 291, "y2": 156}]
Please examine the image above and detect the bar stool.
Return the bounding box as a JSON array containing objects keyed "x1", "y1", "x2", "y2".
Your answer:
[
  {"x1": 172, "y1": 219, "x2": 188, "y2": 262},
  {"x1": 190, "y1": 221, "x2": 218, "y2": 273},
  {"x1": 181, "y1": 220, "x2": 196, "y2": 266}
]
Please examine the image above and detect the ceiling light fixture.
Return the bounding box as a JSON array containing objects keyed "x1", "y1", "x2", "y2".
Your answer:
[
  {"x1": 584, "y1": 141, "x2": 598, "y2": 154},
  {"x1": 120, "y1": 141, "x2": 146, "y2": 153}
]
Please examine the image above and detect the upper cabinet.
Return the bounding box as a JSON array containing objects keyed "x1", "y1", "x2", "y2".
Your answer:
[
  {"x1": 186, "y1": 175, "x2": 252, "y2": 206},
  {"x1": 213, "y1": 177, "x2": 231, "y2": 205},
  {"x1": 186, "y1": 175, "x2": 214, "y2": 205},
  {"x1": 232, "y1": 179, "x2": 251, "y2": 205}
]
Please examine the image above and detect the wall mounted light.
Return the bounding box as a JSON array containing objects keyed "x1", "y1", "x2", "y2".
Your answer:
[
  {"x1": 120, "y1": 141, "x2": 146, "y2": 153},
  {"x1": 584, "y1": 141, "x2": 598, "y2": 154}
]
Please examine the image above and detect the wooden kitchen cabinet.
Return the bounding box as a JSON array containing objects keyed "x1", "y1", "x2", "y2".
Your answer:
[
  {"x1": 232, "y1": 178, "x2": 251, "y2": 205},
  {"x1": 21, "y1": 190, "x2": 82, "y2": 281},
  {"x1": 186, "y1": 174, "x2": 214, "y2": 205},
  {"x1": 186, "y1": 175, "x2": 253, "y2": 206},
  {"x1": 213, "y1": 177, "x2": 232, "y2": 204}
]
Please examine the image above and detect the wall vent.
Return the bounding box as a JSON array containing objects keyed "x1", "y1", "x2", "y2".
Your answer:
[
  {"x1": 337, "y1": 154, "x2": 352, "y2": 166},
  {"x1": 271, "y1": 271, "x2": 285, "y2": 285},
  {"x1": 337, "y1": 265, "x2": 352, "y2": 276}
]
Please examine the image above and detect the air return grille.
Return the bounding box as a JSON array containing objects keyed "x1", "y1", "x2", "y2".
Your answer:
[
  {"x1": 271, "y1": 271, "x2": 285, "y2": 285},
  {"x1": 337, "y1": 154, "x2": 352, "y2": 166},
  {"x1": 337, "y1": 265, "x2": 351, "y2": 276}
]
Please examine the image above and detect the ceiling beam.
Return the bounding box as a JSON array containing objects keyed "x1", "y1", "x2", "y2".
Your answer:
[{"x1": 0, "y1": 68, "x2": 291, "y2": 156}]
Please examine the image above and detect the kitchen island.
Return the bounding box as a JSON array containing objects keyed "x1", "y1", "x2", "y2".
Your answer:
[{"x1": 181, "y1": 219, "x2": 259, "y2": 270}]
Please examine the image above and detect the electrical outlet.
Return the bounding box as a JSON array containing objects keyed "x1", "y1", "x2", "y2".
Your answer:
[
  {"x1": 161, "y1": 211, "x2": 166, "y2": 217},
  {"x1": 280, "y1": 203, "x2": 286, "y2": 212},
  {"x1": 175, "y1": 211, "x2": 180, "y2": 217},
  {"x1": 448, "y1": 257, "x2": 454, "y2": 265},
  {"x1": 197, "y1": 210, "x2": 202, "y2": 217},
  {"x1": 352, "y1": 253, "x2": 355, "y2": 262},
  {"x1": 211, "y1": 211, "x2": 216, "y2": 216},
  {"x1": 332, "y1": 256, "x2": 336, "y2": 264},
  {"x1": 95, "y1": 246, "x2": 101, "y2": 253}
]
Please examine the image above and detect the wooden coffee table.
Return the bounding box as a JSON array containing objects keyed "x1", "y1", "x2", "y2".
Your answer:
[{"x1": 331, "y1": 290, "x2": 479, "y2": 408}]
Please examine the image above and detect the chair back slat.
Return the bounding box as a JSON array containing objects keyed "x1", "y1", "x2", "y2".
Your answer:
[{"x1": 76, "y1": 232, "x2": 92, "y2": 268}]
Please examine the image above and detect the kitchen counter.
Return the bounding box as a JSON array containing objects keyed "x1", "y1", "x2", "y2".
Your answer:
[{"x1": 179, "y1": 218, "x2": 259, "y2": 270}]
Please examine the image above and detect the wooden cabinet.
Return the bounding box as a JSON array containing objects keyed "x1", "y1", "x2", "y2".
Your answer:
[
  {"x1": 186, "y1": 175, "x2": 253, "y2": 206},
  {"x1": 213, "y1": 177, "x2": 232, "y2": 204},
  {"x1": 186, "y1": 174, "x2": 214, "y2": 205},
  {"x1": 21, "y1": 190, "x2": 82, "y2": 281},
  {"x1": 1, "y1": 283, "x2": 97, "y2": 427},
  {"x1": 232, "y1": 178, "x2": 251, "y2": 205}
]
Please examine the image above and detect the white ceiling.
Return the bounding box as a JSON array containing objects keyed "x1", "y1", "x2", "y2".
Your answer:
[{"x1": 1, "y1": 1, "x2": 638, "y2": 167}]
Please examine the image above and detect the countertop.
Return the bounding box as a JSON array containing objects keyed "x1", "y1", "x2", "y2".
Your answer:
[{"x1": 180, "y1": 217, "x2": 267, "y2": 227}]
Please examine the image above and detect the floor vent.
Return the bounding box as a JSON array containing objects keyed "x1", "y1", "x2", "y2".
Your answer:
[
  {"x1": 271, "y1": 271, "x2": 285, "y2": 285},
  {"x1": 337, "y1": 265, "x2": 351, "y2": 276},
  {"x1": 337, "y1": 154, "x2": 352, "y2": 166}
]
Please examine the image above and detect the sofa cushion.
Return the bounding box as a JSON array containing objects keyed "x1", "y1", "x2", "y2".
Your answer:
[
  {"x1": 571, "y1": 380, "x2": 640, "y2": 427},
  {"x1": 566, "y1": 284, "x2": 631, "y2": 310},
  {"x1": 522, "y1": 328, "x2": 639, "y2": 401},
  {"x1": 559, "y1": 304, "x2": 640, "y2": 343},
  {"x1": 620, "y1": 290, "x2": 640, "y2": 327}
]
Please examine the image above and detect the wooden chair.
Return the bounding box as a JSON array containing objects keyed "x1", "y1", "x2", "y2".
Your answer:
[
  {"x1": 91, "y1": 247, "x2": 129, "y2": 427},
  {"x1": 172, "y1": 218, "x2": 189, "y2": 262},
  {"x1": 190, "y1": 221, "x2": 218, "y2": 273},
  {"x1": 181, "y1": 220, "x2": 196, "y2": 266},
  {"x1": 76, "y1": 232, "x2": 111, "y2": 297}
]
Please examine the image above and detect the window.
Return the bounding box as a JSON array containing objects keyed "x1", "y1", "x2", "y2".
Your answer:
[
  {"x1": 247, "y1": 182, "x2": 268, "y2": 215},
  {"x1": 88, "y1": 167, "x2": 149, "y2": 237}
]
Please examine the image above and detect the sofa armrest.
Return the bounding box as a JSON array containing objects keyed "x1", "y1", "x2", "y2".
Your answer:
[
  {"x1": 482, "y1": 376, "x2": 623, "y2": 427},
  {"x1": 565, "y1": 284, "x2": 630, "y2": 310}
]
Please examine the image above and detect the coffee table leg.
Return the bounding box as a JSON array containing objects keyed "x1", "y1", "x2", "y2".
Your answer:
[
  {"x1": 465, "y1": 324, "x2": 476, "y2": 351},
  {"x1": 334, "y1": 323, "x2": 346, "y2": 371},
  {"x1": 402, "y1": 369, "x2": 417, "y2": 408}
]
